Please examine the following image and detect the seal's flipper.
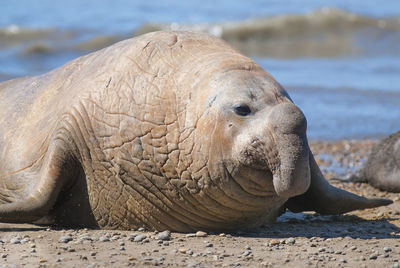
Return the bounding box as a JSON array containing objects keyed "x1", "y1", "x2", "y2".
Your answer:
[
  {"x1": 0, "y1": 139, "x2": 76, "y2": 223},
  {"x1": 285, "y1": 152, "x2": 392, "y2": 214}
]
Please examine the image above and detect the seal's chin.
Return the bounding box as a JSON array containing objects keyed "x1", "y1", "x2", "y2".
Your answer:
[
  {"x1": 272, "y1": 161, "x2": 311, "y2": 198},
  {"x1": 229, "y1": 165, "x2": 278, "y2": 197}
]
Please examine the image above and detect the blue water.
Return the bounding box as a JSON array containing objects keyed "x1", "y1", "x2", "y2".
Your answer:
[
  {"x1": 1, "y1": 0, "x2": 400, "y2": 140},
  {"x1": 2, "y1": 0, "x2": 400, "y2": 31}
]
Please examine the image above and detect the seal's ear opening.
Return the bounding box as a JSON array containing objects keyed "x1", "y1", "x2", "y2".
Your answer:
[{"x1": 285, "y1": 152, "x2": 392, "y2": 215}]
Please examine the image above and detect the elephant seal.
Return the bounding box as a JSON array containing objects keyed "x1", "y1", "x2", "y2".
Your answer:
[
  {"x1": 358, "y1": 131, "x2": 400, "y2": 192},
  {"x1": 0, "y1": 31, "x2": 392, "y2": 231}
]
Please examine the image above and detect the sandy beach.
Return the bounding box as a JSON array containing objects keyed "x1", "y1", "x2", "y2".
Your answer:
[{"x1": 0, "y1": 139, "x2": 399, "y2": 268}]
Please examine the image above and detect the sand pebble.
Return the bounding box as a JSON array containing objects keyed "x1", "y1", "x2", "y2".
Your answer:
[
  {"x1": 10, "y1": 238, "x2": 21, "y2": 244},
  {"x1": 127, "y1": 233, "x2": 138, "y2": 241},
  {"x1": 196, "y1": 231, "x2": 208, "y2": 237},
  {"x1": 178, "y1": 248, "x2": 188, "y2": 254},
  {"x1": 369, "y1": 252, "x2": 379, "y2": 260},
  {"x1": 156, "y1": 230, "x2": 171, "y2": 241},
  {"x1": 58, "y1": 235, "x2": 73, "y2": 243},
  {"x1": 205, "y1": 242, "x2": 213, "y2": 247},
  {"x1": 384, "y1": 246, "x2": 392, "y2": 252},
  {"x1": 269, "y1": 239, "x2": 280, "y2": 246},
  {"x1": 287, "y1": 237, "x2": 296, "y2": 245},
  {"x1": 242, "y1": 250, "x2": 251, "y2": 256},
  {"x1": 134, "y1": 234, "x2": 146, "y2": 242},
  {"x1": 78, "y1": 235, "x2": 93, "y2": 242},
  {"x1": 99, "y1": 236, "x2": 110, "y2": 242},
  {"x1": 185, "y1": 233, "x2": 196, "y2": 238}
]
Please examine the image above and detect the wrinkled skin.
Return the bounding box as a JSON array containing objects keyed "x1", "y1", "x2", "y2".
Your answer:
[
  {"x1": 0, "y1": 31, "x2": 392, "y2": 232},
  {"x1": 361, "y1": 131, "x2": 400, "y2": 192}
]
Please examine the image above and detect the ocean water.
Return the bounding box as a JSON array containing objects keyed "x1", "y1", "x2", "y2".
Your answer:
[{"x1": 1, "y1": 0, "x2": 400, "y2": 140}]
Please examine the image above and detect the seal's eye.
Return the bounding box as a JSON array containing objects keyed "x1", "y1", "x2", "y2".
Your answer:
[{"x1": 233, "y1": 104, "x2": 252, "y2": 116}]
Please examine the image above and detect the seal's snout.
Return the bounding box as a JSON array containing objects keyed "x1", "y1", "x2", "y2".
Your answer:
[
  {"x1": 269, "y1": 103, "x2": 310, "y2": 198},
  {"x1": 269, "y1": 102, "x2": 307, "y2": 136}
]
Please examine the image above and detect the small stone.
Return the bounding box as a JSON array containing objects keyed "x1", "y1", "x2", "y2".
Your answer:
[
  {"x1": 59, "y1": 235, "x2": 73, "y2": 243},
  {"x1": 138, "y1": 227, "x2": 145, "y2": 231},
  {"x1": 31, "y1": 248, "x2": 37, "y2": 253},
  {"x1": 78, "y1": 235, "x2": 93, "y2": 242},
  {"x1": 369, "y1": 252, "x2": 379, "y2": 260},
  {"x1": 269, "y1": 239, "x2": 280, "y2": 246},
  {"x1": 188, "y1": 262, "x2": 201, "y2": 267},
  {"x1": 185, "y1": 233, "x2": 196, "y2": 238},
  {"x1": 67, "y1": 247, "x2": 76, "y2": 252},
  {"x1": 156, "y1": 230, "x2": 171, "y2": 241},
  {"x1": 99, "y1": 236, "x2": 110, "y2": 242},
  {"x1": 384, "y1": 247, "x2": 393, "y2": 252},
  {"x1": 1, "y1": 253, "x2": 7, "y2": 258},
  {"x1": 205, "y1": 242, "x2": 213, "y2": 247},
  {"x1": 287, "y1": 238, "x2": 296, "y2": 245},
  {"x1": 90, "y1": 251, "x2": 97, "y2": 256},
  {"x1": 120, "y1": 246, "x2": 125, "y2": 251},
  {"x1": 242, "y1": 250, "x2": 251, "y2": 257},
  {"x1": 21, "y1": 238, "x2": 30, "y2": 244},
  {"x1": 244, "y1": 245, "x2": 251, "y2": 250},
  {"x1": 10, "y1": 238, "x2": 21, "y2": 244},
  {"x1": 196, "y1": 231, "x2": 208, "y2": 237},
  {"x1": 134, "y1": 234, "x2": 147, "y2": 242},
  {"x1": 110, "y1": 235, "x2": 120, "y2": 241},
  {"x1": 178, "y1": 248, "x2": 188, "y2": 254},
  {"x1": 163, "y1": 241, "x2": 170, "y2": 246},
  {"x1": 127, "y1": 233, "x2": 138, "y2": 241}
]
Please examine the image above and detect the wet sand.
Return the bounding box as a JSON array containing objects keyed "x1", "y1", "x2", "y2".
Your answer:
[{"x1": 0, "y1": 140, "x2": 399, "y2": 268}]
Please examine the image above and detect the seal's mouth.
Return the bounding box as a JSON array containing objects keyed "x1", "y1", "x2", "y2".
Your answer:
[{"x1": 226, "y1": 164, "x2": 278, "y2": 197}]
